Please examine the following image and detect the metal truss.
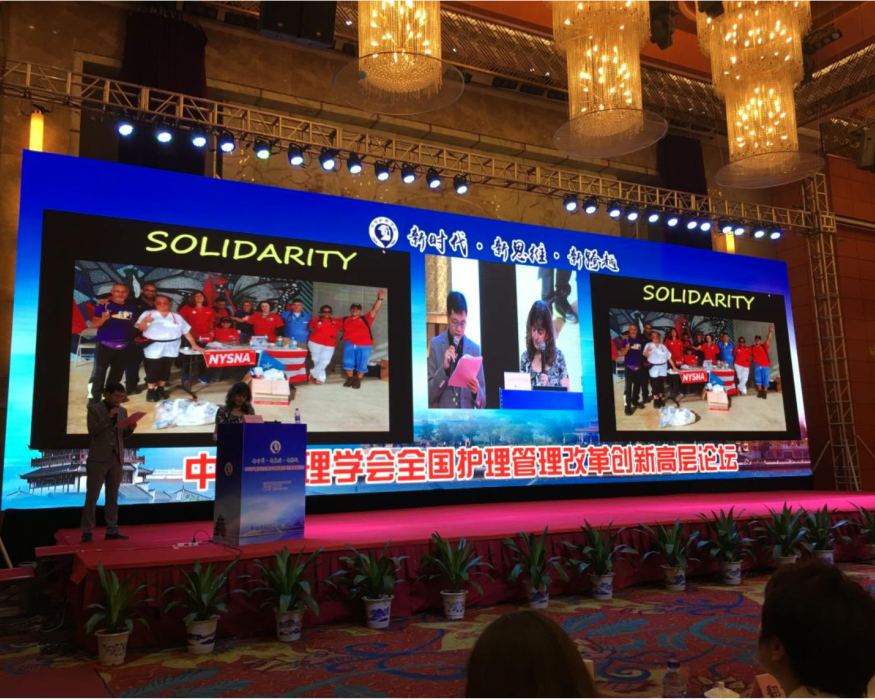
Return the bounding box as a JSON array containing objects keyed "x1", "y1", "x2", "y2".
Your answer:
[
  {"x1": 804, "y1": 174, "x2": 860, "y2": 490},
  {"x1": 0, "y1": 59, "x2": 823, "y2": 234}
]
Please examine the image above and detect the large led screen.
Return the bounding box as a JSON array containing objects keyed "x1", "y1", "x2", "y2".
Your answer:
[{"x1": 2, "y1": 152, "x2": 810, "y2": 508}]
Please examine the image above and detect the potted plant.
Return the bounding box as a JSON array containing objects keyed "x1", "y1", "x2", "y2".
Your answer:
[
  {"x1": 332, "y1": 543, "x2": 406, "y2": 629},
  {"x1": 420, "y1": 533, "x2": 493, "y2": 620},
  {"x1": 638, "y1": 519, "x2": 699, "y2": 592},
  {"x1": 853, "y1": 504, "x2": 875, "y2": 561},
  {"x1": 803, "y1": 506, "x2": 849, "y2": 565},
  {"x1": 251, "y1": 547, "x2": 322, "y2": 642},
  {"x1": 757, "y1": 504, "x2": 807, "y2": 566},
  {"x1": 85, "y1": 563, "x2": 150, "y2": 666},
  {"x1": 503, "y1": 527, "x2": 567, "y2": 609},
  {"x1": 163, "y1": 559, "x2": 241, "y2": 654},
  {"x1": 697, "y1": 508, "x2": 756, "y2": 585},
  {"x1": 563, "y1": 521, "x2": 636, "y2": 601}
]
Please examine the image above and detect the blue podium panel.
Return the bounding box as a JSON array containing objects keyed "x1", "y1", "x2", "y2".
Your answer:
[
  {"x1": 213, "y1": 423, "x2": 306, "y2": 546},
  {"x1": 499, "y1": 389, "x2": 584, "y2": 411}
]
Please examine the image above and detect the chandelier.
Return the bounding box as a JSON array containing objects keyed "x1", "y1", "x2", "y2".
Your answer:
[
  {"x1": 551, "y1": 1, "x2": 667, "y2": 159},
  {"x1": 697, "y1": 1, "x2": 823, "y2": 188},
  {"x1": 333, "y1": 1, "x2": 464, "y2": 115}
]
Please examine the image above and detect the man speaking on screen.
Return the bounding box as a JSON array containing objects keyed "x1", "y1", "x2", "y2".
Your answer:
[{"x1": 428, "y1": 291, "x2": 486, "y2": 409}]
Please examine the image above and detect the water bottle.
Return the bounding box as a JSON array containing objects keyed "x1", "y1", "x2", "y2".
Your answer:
[
  {"x1": 294, "y1": 408, "x2": 301, "y2": 424},
  {"x1": 663, "y1": 658, "x2": 687, "y2": 698}
]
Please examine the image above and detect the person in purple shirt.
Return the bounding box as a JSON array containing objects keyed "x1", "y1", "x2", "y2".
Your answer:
[
  {"x1": 620, "y1": 323, "x2": 647, "y2": 416},
  {"x1": 88, "y1": 283, "x2": 137, "y2": 403}
]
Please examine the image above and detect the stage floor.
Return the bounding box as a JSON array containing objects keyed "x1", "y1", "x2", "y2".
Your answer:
[{"x1": 41, "y1": 490, "x2": 875, "y2": 580}]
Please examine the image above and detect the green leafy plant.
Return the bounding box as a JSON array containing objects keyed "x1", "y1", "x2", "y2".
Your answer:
[
  {"x1": 163, "y1": 559, "x2": 243, "y2": 627},
  {"x1": 803, "y1": 505, "x2": 850, "y2": 553},
  {"x1": 85, "y1": 563, "x2": 151, "y2": 635},
  {"x1": 332, "y1": 543, "x2": 406, "y2": 600},
  {"x1": 503, "y1": 527, "x2": 567, "y2": 590},
  {"x1": 757, "y1": 504, "x2": 807, "y2": 560},
  {"x1": 852, "y1": 504, "x2": 875, "y2": 545},
  {"x1": 638, "y1": 519, "x2": 699, "y2": 569},
  {"x1": 251, "y1": 547, "x2": 322, "y2": 615},
  {"x1": 563, "y1": 521, "x2": 636, "y2": 578},
  {"x1": 420, "y1": 533, "x2": 493, "y2": 594},
  {"x1": 697, "y1": 508, "x2": 756, "y2": 563}
]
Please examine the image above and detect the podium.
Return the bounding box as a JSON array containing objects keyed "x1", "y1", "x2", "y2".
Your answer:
[{"x1": 213, "y1": 422, "x2": 307, "y2": 546}]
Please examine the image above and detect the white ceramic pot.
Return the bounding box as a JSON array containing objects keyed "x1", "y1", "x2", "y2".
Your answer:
[
  {"x1": 363, "y1": 595, "x2": 393, "y2": 629},
  {"x1": 525, "y1": 582, "x2": 549, "y2": 609},
  {"x1": 662, "y1": 565, "x2": 686, "y2": 592},
  {"x1": 720, "y1": 560, "x2": 743, "y2": 586},
  {"x1": 589, "y1": 573, "x2": 615, "y2": 601},
  {"x1": 866, "y1": 543, "x2": 875, "y2": 562},
  {"x1": 813, "y1": 550, "x2": 835, "y2": 565},
  {"x1": 95, "y1": 629, "x2": 129, "y2": 666},
  {"x1": 186, "y1": 616, "x2": 219, "y2": 654},
  {"x1": 275, "y1": 609, "x2": 303, "y2": 642},
  {"x1": 441, "y1": 590, "x2": 467, "y2": 620},
  {"x1": 777, "y1": 555, "x2": 798, "y2": 567}
]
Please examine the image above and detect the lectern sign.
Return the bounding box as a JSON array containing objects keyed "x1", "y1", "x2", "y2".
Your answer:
[{"x1": 213, "y1": 423, "x2": 306, "y2": 546}]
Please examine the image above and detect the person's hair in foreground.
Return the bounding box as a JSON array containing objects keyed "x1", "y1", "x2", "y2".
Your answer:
[
  {"x1": 224, "y1": 381, "x2": 252, "y2": 411},
  {"x1": 465, "y1": 610, "x2": 597, "y2": 698},
  {"x1": 759, "y1": 559, "x2": 875, "y2": 698}
]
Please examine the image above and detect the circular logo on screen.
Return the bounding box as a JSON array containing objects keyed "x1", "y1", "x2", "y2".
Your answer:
[
  {"x1": 270, "y1": 440, "x2": 282, "y2": 454},
  {"x1": 369, "y1": 217, "x2": 399, "y2": 249},
  {"x1": 224, "y1": 462, "x2": 233, "y2": 476}
]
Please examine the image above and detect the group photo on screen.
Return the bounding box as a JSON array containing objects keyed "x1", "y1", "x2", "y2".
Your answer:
[
  {"x1": 609, "y1": 309, "x2": 786, "y2": 432},
  {"x1": 69, "y1": 260, "x2": 389, "y2": 435},
  {"x1": 424, "y1": 256, "x2": 583, "y2": 412}
]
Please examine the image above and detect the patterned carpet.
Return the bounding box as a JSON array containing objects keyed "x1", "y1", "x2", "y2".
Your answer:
[{"x1": 2, "y1": 565, "x2": 874, "y2": 698}]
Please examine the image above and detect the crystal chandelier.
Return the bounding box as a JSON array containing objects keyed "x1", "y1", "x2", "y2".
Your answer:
[
  {"x1": 697, "y1": 1, "x2": 823, "y2": 188},
  {"x1": 333, "y1": 1, "x2": 464, "y2": 115},
  {"x1": 551, "y1": 1, "x2": 667, "y2": 159}
]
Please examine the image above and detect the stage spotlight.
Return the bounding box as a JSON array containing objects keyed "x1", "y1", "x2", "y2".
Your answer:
[
  {"x1": 626, "y1": 206, "x2": 640, "y2": 222},
  {"x1": 375, "y1": 161, "x2": 391, "y2": 182},
  {"x1": 288, "y1": 144, "x2": 305, "y2": 166},
  {"x1": 190, "y1": 131, "x2": 208, "y2": 149},
  {"x1": 426, "y1": 168, "x2": 442, "y2": 189},
  {"x1": 401, "y1": 163, "x2": 417, "y2": 184},
  {"x1": 117, "y1": 121, "x2": 134, "y2": 137},
  {"x1": 646, "y1": 208, "x2": 661, "y2": 224},
  {"x1": 319, "y1": 148, "x2": 337, "y2": 171},
  {"x1": 563, "y1": 194, "x2": 579, "y2": 213},
  {"x1": 752, "y1": 225, "x2": 767, "y2": 239},
  {"x1": 665, "y1": 211, "x2": 680, "y2": 227},
  {"x1": 347, "y1": 153, "x2": 363, "y2": 174},
  {"x1": 684, "y1": 215, "x2": 699, "y2": 230},
  {"x1": 769, "y1": 228, "x2": 783, "y2": 241},
  {"x1": 454, "y1": 174, "x2": 469, "y2": 195},
  {"x1": 583, "y1": 198, "x2": 599, "y2": 215},
  {"x1": 700, "y1": 220, "x2": 713, "y2": 233},
  {"x1": 254, "y1": 140, "x2": 271, "y2": 160},
  {"x1": 155, "y1": 125, "x2": 173, "y2": 144},
  {"x1": 733, "y1": 222, "x2": 746, "y2": 237},
  {"x1": 719, "y1": 219, "x2": 734, "y2": 235},
  {"x1": 219, "y1": 132, "x2": 236, "y2": 154},
  {"x1": 607, "y1": 200, "x2": 623, "y2": 219}
]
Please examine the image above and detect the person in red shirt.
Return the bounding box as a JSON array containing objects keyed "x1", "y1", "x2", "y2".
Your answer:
[
  {"x1": 214, "y1": 316, "x2": 240, "y2": 345},
  {"x1": 665, "y1": 327, "x2": 684, "y2": 396},
  {"x1": 180, "y1": 292, "x2": 215, "y2": 344},
  {"x1": 752, "y1": 324, "x2": 774, "y2": 399},
  {"x1": 342, "y1": 290, "x2": 385, "y2": 389},
  {"x1": 733, "y1": 336, "x2": 753, "y2": 396},
  {"x1": 244, "y1": 302, "x2": 284, "y2": 343},
  {"x1": 307, "y1": 305, "x2": 342, "y2": 384},
  {"x1": 610, "y1": 335, "x2": 619, "y2": 377},
  {"x1": 700, "y1": 333, "x2": 721, "y2": 364}
]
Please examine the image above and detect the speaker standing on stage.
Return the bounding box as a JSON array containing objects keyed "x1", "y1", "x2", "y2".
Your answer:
[
  {"x1": 80, "y1": 382, "x2": 140, "y2": 543},
  {"x1": 428, "y1": 291, "x2": 486, "y2": 409}
]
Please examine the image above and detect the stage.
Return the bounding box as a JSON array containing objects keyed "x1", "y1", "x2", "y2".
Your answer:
[{"x1": 38, "y1": 491, "x2": 875, "y2": 651}]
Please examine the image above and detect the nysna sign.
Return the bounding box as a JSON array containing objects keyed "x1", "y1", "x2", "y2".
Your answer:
[{"x1": 203, "y1": 349, "x2": 257, "y2": 368}]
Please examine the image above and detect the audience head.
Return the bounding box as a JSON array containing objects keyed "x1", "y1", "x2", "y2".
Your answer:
[
  {"x1": 759, "y1": 560, "x2": 875, "y2": 698},
  {"x1": 224, "y1": 382, "x2": 252, "y2": 410},
  {"x1": 466, "y1": 610, "x2": 596, "y2": 698},
  {"x1": 102, "y1": 382, "x2": 126, "y2": 406}
]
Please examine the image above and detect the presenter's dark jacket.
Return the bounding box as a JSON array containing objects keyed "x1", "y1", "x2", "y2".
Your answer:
[
  {"x1": 427, "y1": 333, "x2": 486, "y2": 409},
  {"x1": 87, "y1": 402, "x2": 134, "y2": 463}
]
